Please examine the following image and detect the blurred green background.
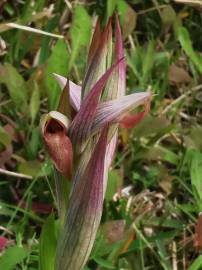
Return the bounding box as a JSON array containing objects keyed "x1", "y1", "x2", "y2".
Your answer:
[{"x1": 1, "y1": 0, "x2": 202, "y2": 269}]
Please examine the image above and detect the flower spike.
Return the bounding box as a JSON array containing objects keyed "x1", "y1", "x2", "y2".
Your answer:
[{"x1": 41, "y1": 15, "x2": 152, "y2": 270}]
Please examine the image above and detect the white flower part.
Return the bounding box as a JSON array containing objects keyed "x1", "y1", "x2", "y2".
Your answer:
[
  {"x1": 49, "y1": 111, "x2": 70, "y2": 128},
  {"x1": 53, "y1": 73, "x2": 81, "y2": 111}
]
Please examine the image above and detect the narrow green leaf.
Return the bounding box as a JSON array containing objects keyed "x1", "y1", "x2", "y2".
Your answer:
[
  {"x1": 54, "y1": 169, "x2": 71, "y2": 225},
  {"x1": 30, "y1": 82, "x2": 40, "y2": 123},
  {"x1": 44, "y1": 40, "x2": 69, "y2": 109},
  {"x1": 107, "y1": 0, "x2": 118, "y2": 19},
  {"x1": 117, "y1": 0, "x2": 128, "y2": 24},
  {"x1": 190, "y1": 150, "x2": 202, "y2": 207},
  {"x1": 117, "y1": 1, "x2": 137, "y2": 38},
  {"x1": 0, "y1": 245, "x2": 28, "y2": 270},
  {"x1": 27, "y1": 127, "x2": 41, "y2": 159},
  {"x1": 126, "y1": 51, "x2": 141, "y2": 81},
  {"x1": 160, "y1": 5, "x2": 176, "y2": 29},
  {"x1": 94, "y1": 256, "x2": 116, "y2": 269},
  {"x1": 18, "y1": 160, "x2": 42, "y2": 177},
  {"x1": 155, "y1": 240, "x2": 172, "y2": 270},
  {"x1": 178, "y1": 26, "x2": 202, "y2": 74},
  {"x1": 68, "y1": 6, "x2": 91, "y2": 71},
  {"x1": 105, "y1": 170, "x2": 123, "y2": 201},
  {"x1": 39, "y1": 16, "x2": 58, "y2": 64},
  {"x1": 39, "y1": 214, "x2": 57, "y2": 270},
  {"x1": 0, "y1": 127, "x2": 11, "y2": 146},
  {"x1": 188, "y1": 255, "x2": 202, "y2": 270},
  {"x1": 0, "y1": 63, "x2": 27, "y2": 111},
  {"x1": 142, "y1": 40, "x2": 155, "y2": 87}
]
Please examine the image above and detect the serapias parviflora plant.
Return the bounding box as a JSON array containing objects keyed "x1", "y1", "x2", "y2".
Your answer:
[{"x1": 41, "y1": 16, "x2": 151, "y2": 270}]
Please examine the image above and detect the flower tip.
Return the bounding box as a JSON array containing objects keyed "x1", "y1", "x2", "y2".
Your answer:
[{"x1": 53, "y1": 73, "x2": 67, "y2": 89}]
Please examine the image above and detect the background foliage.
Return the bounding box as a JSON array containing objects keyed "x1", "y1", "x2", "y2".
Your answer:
[{"x1": 0, "y1": 0, "x2": 202, "y2": 269}]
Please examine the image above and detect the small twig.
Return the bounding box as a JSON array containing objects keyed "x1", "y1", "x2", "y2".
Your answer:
[
  {"x1": 174, "y1": 0, "x2": 202, "y2": 6},
  {"x1": 64, "y1": 0, "x2": 72, "y2": 9},
  {"x1": 0, "y1": 226, "x2": 13, "y2": 235},
  {"x1": 128, "y1": 35, "x2": 135, "y2": 50},
  {"x1": 162, "y1": 84, "x2": 202, "y2": 114},
  {"x1": 179, "y1": 111, "x2": 192, "y2": 121},
  {"x1": 0, "y1": 113, "x2": 16, "y2": 127},
  {"x1": 172, "y1": 241, "x2": 178, "y2": 270},
  {"x1": 0, "y1": 100, "x2": 11, "y2": 107},
  {"x1": 136, "y1": 5, "x2": 168, "y2": 15},
  {"x1": 5, "y1": 23, "x2": 64, "y2": 39},
  {"x1": 0, "y1": 168, "x2": 33, "y2": 180}
]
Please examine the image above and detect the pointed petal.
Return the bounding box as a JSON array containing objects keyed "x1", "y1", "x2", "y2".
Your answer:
[
  {"x1": 98, "y1": 17, "x2": 125, "y2": 172},
  {"x1": 53, "y1": 73, "x2": 81, "y2": 111},
  {"x1": 82, "y1": 19, "x2": 112, "y2": 98},
  {"x1": 40, "y1": 111, "x2": 72, "y2": 177},
  {"x1": 101, "y1": 16, "x2": 125, "y2": 101},
  {"x1": 57, "y1": 79, "x2": 73, "y2": 119},
  {"x1": 53, "y1": 73, "x2": 66, "y2": 89},
  {"x1": 56, "y1": 127, "x2": 109, "y2": 270},
  {"x1": 88, "y1": 18, "x2": 102, "y2": 65},
  {"x1": 69, "y1": 58, "x2": 124, "y2": 145},
  {"x1": 91, "y1": 91, "x2": 151, "y2": 135}
]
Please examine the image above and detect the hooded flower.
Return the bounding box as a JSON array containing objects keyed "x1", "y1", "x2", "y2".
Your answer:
[{"x1": 41, "y1": 16, "x2": 151, "y2": 270}]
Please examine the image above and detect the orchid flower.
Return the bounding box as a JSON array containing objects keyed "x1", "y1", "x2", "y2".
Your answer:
[{"x1": 41, "y1": 16, "x2": 151, "y2": 270}]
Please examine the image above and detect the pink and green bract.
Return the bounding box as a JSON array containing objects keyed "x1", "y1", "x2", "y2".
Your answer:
[{"x1": 41, "y1": 16, "x2": 151, "y2": 270}]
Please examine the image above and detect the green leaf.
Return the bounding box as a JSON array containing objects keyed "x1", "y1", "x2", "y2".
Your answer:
[
  {"x1": 142, "y1": 40, "x2": 155, "y2": 87},
  {"x1": 44, "y1": 39, "x2": 69, "y2": 109},
  {"x1": 27, "y1": 127, "x2": 41, "y2": 159},
  {"x1": 188, "y1": 255, "x2": 202, "y2": 270},
  {"x1": 39, "y1": 214, "x2": 57, "y2": 270},
  {"x1": 117, "y1": 1, "x2": 137, "y2": 38},
  {"x1": 0, "y1": 202, "x2": 14, "y2": 217},
  {"x1": 190, "y1": 127, "x2": 202, "y2": 150},
  {"x1": 190, "y1": 150, "x2": 202, "y2": 207},
  {"x1": 105, "y1": 170, "x2": 123, "y2": 201},
  {"x1": 21, "y1": 0, "x2": 46, "y2": 23},
  {"x1": 133, "y1": 115, "x2": 171, "y2": 138},
  {"x1": 18, "y1": 160, "x2": 42, "y2": 177},
  {"x1": 160, "y1": 5, "x2": 176, "y2": 29},
  {"x1": 25, "y1": 126, "x2": 42, "y2": 160},
  {"x1": 107, "y1": 0, "x2": 118, "y2": 19},
  {"x1": 117, "y1": 0, "x2": 128, "y2": 24},
  {"x1": 0, "y1": 126, "x2": 11, "y2": 146},
  {"x1": 136, "y1": 145, "x2": 179, "y2": 165},
  {"x1": 68, "y1": 6, "x2": 91, "y2": 71},
  {"x1": 94, "y1": 256, "x2": 116, "y2": 269},
  {"x1": 178, "y1": 26, "x2": 202, "y2": 74},
  {"x1": 0, "y1": 245, "x2": 28, "y2": 270},
  {"x1": 39, "y1": 16, "x2": 58, "y2": 64},
  {"x1": 54, "y1": 170, "x2": 71, "y2": 224},
  {"x1": 30, "y1": 82, "x2": 40, "y2": 123},
  {"x1": 0, "y1": 63, "x2": 27, "y2": 111}
]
